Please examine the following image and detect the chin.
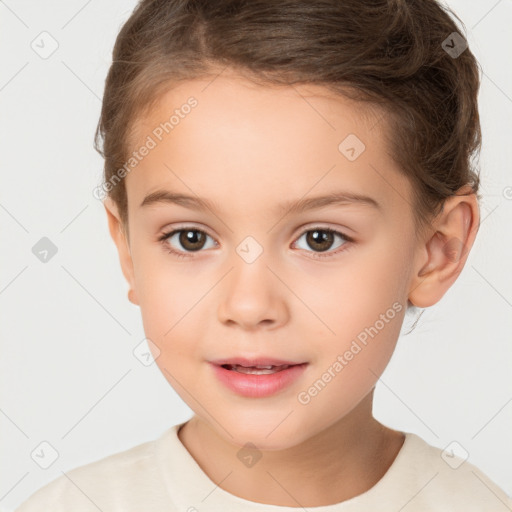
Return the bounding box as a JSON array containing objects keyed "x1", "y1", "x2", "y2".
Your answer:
[{"x1": 214, "y1": 415, "x2": 310, "y2": 452}]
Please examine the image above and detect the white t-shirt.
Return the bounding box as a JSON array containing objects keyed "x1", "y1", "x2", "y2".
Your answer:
[{"x1": 14, "y1": 421, "x2": 512, "y2": 511}]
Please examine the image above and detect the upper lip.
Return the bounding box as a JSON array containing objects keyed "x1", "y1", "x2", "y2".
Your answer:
[{"x1": 210, "y1": 357, "x2": 307, "y2": 367}]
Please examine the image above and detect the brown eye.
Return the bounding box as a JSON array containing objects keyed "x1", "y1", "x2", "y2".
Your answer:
[
  {"x1": 159, "y1": 228, "x2": 216, "y2": 257},
  {"x1": 293, "y1": 227, "x2": 352, "y2": 258},
  {"x1": 177, "y1": 230, "x2": 207, "y2": 251},
  {"x1": 159, "y1": 225, "x2": 352, "y2": 260},
  {"x1": 305, "y1": 229, "x2": 336, "y2": 252}
]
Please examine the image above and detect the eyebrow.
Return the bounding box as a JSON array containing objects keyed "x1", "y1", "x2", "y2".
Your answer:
[{"x1": 140, "y1": 189, "x2": 382, "y2": 214}]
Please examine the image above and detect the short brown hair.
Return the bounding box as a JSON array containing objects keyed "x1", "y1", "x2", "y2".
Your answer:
[{"x1": 94, "y1": 0, "x2": 482, "y2": 253}]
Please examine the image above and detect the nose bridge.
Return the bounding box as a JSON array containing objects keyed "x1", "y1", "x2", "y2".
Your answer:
[{"x1": 217, "y1": 237, "x2": 287, "y2": 329}]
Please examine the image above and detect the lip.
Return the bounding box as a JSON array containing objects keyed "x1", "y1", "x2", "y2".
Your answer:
[
  {"x1": 209, "y1": 357, "x2": 306, "y2": 367},
  {"x1": 209, "y1": 361, "x2": 308, "y2": 398}
]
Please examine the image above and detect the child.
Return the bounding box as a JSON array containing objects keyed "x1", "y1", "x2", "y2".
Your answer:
[{"x1": 15, "y1": 0, "x2": 511, "y2": 510}]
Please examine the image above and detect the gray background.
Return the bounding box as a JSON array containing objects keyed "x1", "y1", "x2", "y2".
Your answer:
[{"x1": 1, "y1": 0, "x2": 511, "y2": 509}]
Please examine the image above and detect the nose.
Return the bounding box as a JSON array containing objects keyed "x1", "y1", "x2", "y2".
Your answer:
[{"x1": 217, "y1": 256, "x2": 289, "y2": 331}]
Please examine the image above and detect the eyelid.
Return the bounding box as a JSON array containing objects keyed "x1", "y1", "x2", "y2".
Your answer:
[
  {"x1": 293, "y1": 221, "x2": 355, "y2": 239},
  {"x1": 159, "y1": 222, "x2": 217, "y2": 240}
]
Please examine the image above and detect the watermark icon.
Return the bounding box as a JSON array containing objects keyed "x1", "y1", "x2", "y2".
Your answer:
[
  {"x1": 441, "y1": 32, "x2": 467, "y2": 59},
  {"x1": 236, "y1": 236, "x2": 264, "y2": 264},
  {"x1": 30, "y1": 31, "x2": 59, "y2": 59},
  {"x1": 338, "y1": 133, "x2": 366, "y2": 161},
  {"x1": 503, "y1": 186, "x2": 512, "y2": 200},
  {"x1": 32, "y1": 237, "x2": 58, "y2": 263},
  {"x1": 442, "y1": 236, "x2": 468, "y2": 263},
  {"x1": 31, "y1": 441, "x2": 59, "y2": 469},
  {"x1": 441, "y1": 440, "x2": 469, "y2": 469},
  {"x1": 297, "y1": 301, "x2": 403, "y2": 405},
  {"x1": 237, "y1": 442, "x2": 263, "y2": 468},
  {"x1": 92, "y1": 96, "x2": 198, "y2": 201},
  {"x1": 133, "y1": 337, "x2": 161, "y2": 366}
]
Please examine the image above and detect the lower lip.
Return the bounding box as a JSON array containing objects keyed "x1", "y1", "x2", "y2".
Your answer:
[{"x1": 209, "y1": 363, "x2": 308, "y2": 398}]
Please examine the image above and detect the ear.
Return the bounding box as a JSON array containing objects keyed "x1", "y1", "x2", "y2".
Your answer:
[
  {"x1": 103, "y1": 197, "x2": 139, "y2": 306},
  {"x1": 408, "y1": 185, "x2": 480, "y2": 308}
]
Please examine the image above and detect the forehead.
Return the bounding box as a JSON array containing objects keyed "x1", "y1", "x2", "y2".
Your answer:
[
  {"x1": 130, "y1": 73, "x2": 381, "y2": 149},
  {"x1": 125, "y1": 73, "x2": 413, "y2": 220}
]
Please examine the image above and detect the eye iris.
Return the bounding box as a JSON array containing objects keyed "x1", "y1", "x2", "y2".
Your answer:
[
  {"x1": 179, "y1": 230, "x2": 206, "y2": 251},
  {"x1": 306, "y1": 229, "x2": 334, "y2": 252}
]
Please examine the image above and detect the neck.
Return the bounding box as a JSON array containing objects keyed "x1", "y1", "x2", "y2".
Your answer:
[{"x1": 177, "y1": 392, "x2": 405, "y2": 507}]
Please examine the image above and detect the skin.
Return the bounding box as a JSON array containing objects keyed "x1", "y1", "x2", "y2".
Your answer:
[{"x1": 104, "y1": 69, "x2": 479, "y2": 506}]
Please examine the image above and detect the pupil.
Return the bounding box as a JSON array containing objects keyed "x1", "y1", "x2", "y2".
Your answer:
[
  {"x1": 180, "y1": 230, "x2": 205, "y2": 251},
  {"x1": 307, "y1": 230, "x2": 333, "y2": 252}
]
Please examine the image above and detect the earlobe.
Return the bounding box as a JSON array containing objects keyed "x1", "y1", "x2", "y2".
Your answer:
[
  {"x1": 408, "y1": 188, "x2": 479, "y2": 308},
  {"x1": 103, "y1": 197, "x2": 139, "y2": 306},
  {"x1": 128, "y1": 288, "x2": 139, "y2": 305}
]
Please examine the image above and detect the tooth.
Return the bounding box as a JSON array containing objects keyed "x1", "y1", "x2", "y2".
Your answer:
[
  {"x1": 228, "y1": 364, "x2": 292, "y2": 375},
  {"x1": 234, "y1": 367, "x2": 277, "y2": 375},
  {"x1": 237, "y1": 364, "x2": 274, "y2": 369}
]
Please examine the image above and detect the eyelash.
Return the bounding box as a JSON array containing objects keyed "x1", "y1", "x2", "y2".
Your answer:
[{"x1": 157, "y1": 226, "x2": 354, "y2": 260}]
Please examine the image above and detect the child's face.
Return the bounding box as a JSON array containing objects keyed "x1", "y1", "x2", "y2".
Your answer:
[{"x1": 109, "y1": 72, "x2": 423, "y2": 448}]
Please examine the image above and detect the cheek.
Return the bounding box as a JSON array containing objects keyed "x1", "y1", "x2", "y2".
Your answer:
[
  {"x1": 296, "y1": 293, "x2": 403, "y2": 426},
  {"x1": 292, "y1": 238, "x2": 406, "y2": 396},
  {"x1": 133, "y1": 259, "x2": 211, "y2": 368},
  {"x1": 131, "y1": 240, "x2": 196, "y2": 321},
  {"x1": 293, "y1": 237, "x2": 408, "y2": 343}
]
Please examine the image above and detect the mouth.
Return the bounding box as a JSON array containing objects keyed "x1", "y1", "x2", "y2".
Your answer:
[
  {"x1": 209, "y1": 358, "x2": 309, "y2": 398},
  {"x1": 220, "y1": 363, "x2": 300, "y2": 375},
  {"x1": 210, "y1": 356, "x2": 307, "y2": 368}
]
